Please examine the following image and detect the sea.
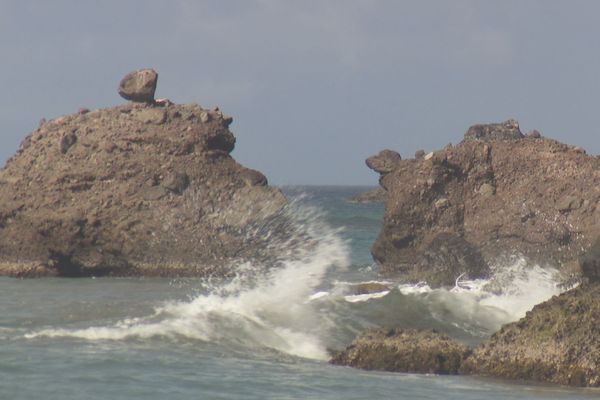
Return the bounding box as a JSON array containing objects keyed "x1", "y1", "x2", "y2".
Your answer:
[{"x1": 1, "y1": 186, "x2": 598, "y2": 399}]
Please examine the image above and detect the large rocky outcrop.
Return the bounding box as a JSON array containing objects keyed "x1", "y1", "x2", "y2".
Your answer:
[
  {"x1": 330, "y1": 328, "x2": 471, "y2": 374},
  {"x1": 0, "y1": 87, "x2": 287, "y2": 277},
  {"x1": 367, "y1": 119, "x2": 600, "y2": 287},
  {"x1": 461, "y1": 283, "x2": 600, "y2": 387}
]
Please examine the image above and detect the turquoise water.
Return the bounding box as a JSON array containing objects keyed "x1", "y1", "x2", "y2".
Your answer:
[{"x1": 1, "y1": 186, "x2": 598, "y2": 399}]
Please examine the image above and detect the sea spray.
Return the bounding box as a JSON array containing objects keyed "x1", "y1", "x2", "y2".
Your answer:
[{"x1": 26, "y1": 202, "x2": 351, "y2": 360}]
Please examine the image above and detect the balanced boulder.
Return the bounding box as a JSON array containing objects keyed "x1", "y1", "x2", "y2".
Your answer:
[{"x1": 118, "y1": 69, "x2": 158, "y2": 103}]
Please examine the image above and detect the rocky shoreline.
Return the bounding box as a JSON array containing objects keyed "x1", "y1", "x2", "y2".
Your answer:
[{"x1": 3, "y1": 70, "x2": 600, "y2": 387}]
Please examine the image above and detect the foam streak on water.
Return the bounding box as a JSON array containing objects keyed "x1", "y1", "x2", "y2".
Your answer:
[{"x1": 26, "y1": 204, "x2": 351, "y2": 360}]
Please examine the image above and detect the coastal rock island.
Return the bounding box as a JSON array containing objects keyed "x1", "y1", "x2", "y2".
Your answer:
[
  {"x1": 367, "y1": 119, "x2": 600, "y2": 287},
  {"x1": 0, "y1": 70, "x2": 286, "y2": 277}
]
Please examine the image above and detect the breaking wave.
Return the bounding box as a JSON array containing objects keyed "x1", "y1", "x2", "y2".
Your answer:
[
  {"x1": 25, "y1": 200, "x2": 571, "y2": 359},
  {"x1": 25, "y1": 203, "x2": 351, "y2": 360}
]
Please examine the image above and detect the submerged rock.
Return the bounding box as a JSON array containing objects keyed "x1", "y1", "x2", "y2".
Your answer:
[
  {"x1": 0, "y1": 76, "x2": 287, "y2": 277},
  {"x1": 461, "y1": 283, "x2": 600, "y2": 387},
  {"x1": 367, "y1": 119, "x2": 600, "y2": 287},
  {"x1": 350, "y1": 282, "x2": 390, "y2": 295},
  {"x1": 331, "y1": 328, "x2": 471, "y2": 374}
]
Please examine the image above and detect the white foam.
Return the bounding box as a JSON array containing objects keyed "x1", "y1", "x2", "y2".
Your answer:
[{"x1": 397, "y1": 257, "x2": 569, "y2": 334}]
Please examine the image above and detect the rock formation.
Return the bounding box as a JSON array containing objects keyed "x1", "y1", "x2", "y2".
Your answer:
[
  {"x1": 367, "y1": 119, "x2": 600, "y2": 287},
  {"x1": 0, "y1": 71, "x2": 287, "y2": 277},
  {"x1": 330, "y1": 328, "x2": 471, "y2": 374},
  {"x1": 461, "y1": 283, "x2": 600, "y2": 387}
]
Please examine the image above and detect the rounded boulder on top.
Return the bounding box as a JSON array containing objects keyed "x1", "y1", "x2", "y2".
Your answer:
[{"x1": 118, "y1": 69, "x2": 158, "y2": 103}]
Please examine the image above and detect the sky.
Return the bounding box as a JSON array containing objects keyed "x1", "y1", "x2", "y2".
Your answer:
[{"x1": 1, "y1": 1, "x2": 600, "y2": 185}]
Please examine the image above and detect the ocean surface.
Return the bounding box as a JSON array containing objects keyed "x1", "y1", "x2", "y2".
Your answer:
[{"x1": 1, "y1": 186, "x2": 598, "y2": 399}]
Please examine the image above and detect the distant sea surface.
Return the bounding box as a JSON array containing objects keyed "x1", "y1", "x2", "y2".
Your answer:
[{"x1": 1, "y1": 186, "x2": 598, "y2": 399}]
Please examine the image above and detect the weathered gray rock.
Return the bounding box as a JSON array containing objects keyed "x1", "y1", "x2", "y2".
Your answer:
[
  {"x1": 366, "y1": 149, "x2": 401, "y2": 174},
  {"x1": 331, "y1": 328, "x2": 471, "y2": 374},
  {"x1": 463, "y1": 119, "x2": 524, "y2": 141},
  {"x1": 118, "y1": 69, "x2": 158, "y2": 103},
  {"x1": 414, "y1": 149, "x2": 425, "y2": 159}
]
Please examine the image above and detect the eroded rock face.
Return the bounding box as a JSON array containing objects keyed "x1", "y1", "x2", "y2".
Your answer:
[
  {"x1": 0, "y1": 102, "x2": 287, "y2": 277},
  {"x1": 331, "y1": 328, "x2": 471, "y2": 374},
  {"x1": 461, "y1": 283, "x2": 600, "y2": 387},
  {"x1": 368, "y1": 120, "x2": 600, "y2": 287}
]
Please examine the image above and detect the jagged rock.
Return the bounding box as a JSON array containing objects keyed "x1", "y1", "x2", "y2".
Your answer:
[
  {"x1": 118, "y1": 69, "x2": 158, "y2": 103},
  {"x1": 366, "y1": 150, "x2": 401, "y2": 174},
  {"x1": 527, "y1": 129, "x2": 542, "y2": 138},
  {"x1": 463, "y1": 119, "x2": 524, "y2": 141},
  {"x1": 368, "y1": 120, "x2": 600, "y2": 287},
  {"x1": 331, "y1": 328, "x2": 471, "y2": 374},
  {"x1": 0, "y1": 100, "x2": 287, "y2": 277},
  {"x1": 461, "y1": 283, "x2": 600, "y2": 387},
  {"x1": 414, "y1": 149, "x2": 425, "y2": 159}
]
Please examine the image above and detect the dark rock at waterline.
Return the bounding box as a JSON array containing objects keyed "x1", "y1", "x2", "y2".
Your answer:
[
  {"x1": 461, "y1": 283, "x2": 600, "y2": 387},
  {"x1": 0, "y1": 86, "x2": 287, "y2": 277},
  {"x1": 331, "y1": 328, "x2": 471, "y2": 374},
  {"x1": 348, "y1": 187, "x2": 386, "y2": 203},
  {"x1": 367, "y1": 119, "x2": 600, "y2": 287},
  {"x1": 118, "y1": 69, "x2": 158, "y2": 103},
  {"x1": 350, "y1": 282, "x2": 390, "y2": 295}
]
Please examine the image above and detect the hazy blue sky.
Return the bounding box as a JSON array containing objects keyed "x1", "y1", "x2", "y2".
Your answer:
[{"x1": 2, "y1": 1, "x2": 600, "y2": 185}]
